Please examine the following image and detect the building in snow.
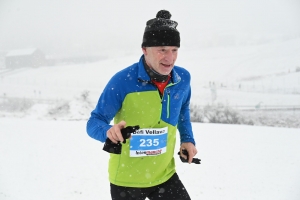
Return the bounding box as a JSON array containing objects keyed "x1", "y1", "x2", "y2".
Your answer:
[{"x1": 5, "y1": 48, "x2": 46, "y2": 68}]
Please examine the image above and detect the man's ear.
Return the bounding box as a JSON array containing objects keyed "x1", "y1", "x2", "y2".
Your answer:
[{"x1": 142, "y1": 47, "x2": 147, "y2": 55}]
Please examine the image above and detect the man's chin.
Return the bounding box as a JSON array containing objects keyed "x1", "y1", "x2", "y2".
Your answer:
[
  {"x1": 163, "y1": 72, "x2": 172, "y2": 75},
  {"x1": 159, "y1": 67, "x2": 173, "y2": 75}
]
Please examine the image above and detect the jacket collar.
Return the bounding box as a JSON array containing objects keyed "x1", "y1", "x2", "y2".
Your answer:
[{"x1": 137, "y1": 55, "x2": 181, "y2": 84}]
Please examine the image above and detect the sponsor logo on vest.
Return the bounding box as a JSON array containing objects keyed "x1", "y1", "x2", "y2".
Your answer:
[{"x1": 135, "y1": 149, "x2": 162, "y2": 155}]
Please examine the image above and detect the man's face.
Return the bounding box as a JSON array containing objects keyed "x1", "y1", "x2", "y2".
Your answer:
[{"x1": 142, "y1": 46, "x2": 178, "y2": 75}]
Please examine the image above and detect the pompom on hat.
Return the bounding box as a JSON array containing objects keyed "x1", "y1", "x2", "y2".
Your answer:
[{"x1": 141, "y1": 10, "x2": 180, "y2": 47}]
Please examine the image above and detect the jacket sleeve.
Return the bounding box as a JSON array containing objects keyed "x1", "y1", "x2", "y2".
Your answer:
[
  {"x1": 86, "y1": 74, "x2": 123, "y2": 143},
  {"x1": 177, "y1": 78, "x2": 196, "y2": 145}
]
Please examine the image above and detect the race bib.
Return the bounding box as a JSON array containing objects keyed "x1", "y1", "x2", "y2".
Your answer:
[{"x1": 129, "y1": 127, "x2": 168, "y2": 157}]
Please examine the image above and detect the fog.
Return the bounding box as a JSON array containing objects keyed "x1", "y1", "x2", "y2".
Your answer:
[
  {"x1": 0, "y1": 0, "x2": 300, "y2": 57},
  {"x1": 1, "y1": 2, "x2": 300, "y2": 198}
]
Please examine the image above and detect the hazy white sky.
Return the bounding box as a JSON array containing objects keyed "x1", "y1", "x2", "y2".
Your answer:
[{"x1": 0, "y1": 0, "x2": 299, "y2": 55}]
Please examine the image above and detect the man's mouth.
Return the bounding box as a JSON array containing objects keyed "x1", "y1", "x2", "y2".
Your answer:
[{"x1": 161, "y1": 63, "x2": 172, "y2": 67}]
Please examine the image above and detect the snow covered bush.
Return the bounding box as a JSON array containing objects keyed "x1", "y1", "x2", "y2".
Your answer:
[
  {"x1": 190, "y1": 103, "x2": 204, "y2": 122},
  {"x1": 190, "y1": 103, "x2": 254, "y2": 125},
  {"x1": 47, "y1": 100, "x2": 70, "y2": 117},
  {"x1": 203, "y1": 103, "x2": 254, "y2": 125},
  {"x1": 66, "y1": 90, "x2": 94, "y2": 120},
  {"x1": 46, "y1": 90, "x2": 94, "y2": 120},
  {"x1": 0, "y1": 98, "x2": 34, "y2": 112},
  {"x1": 190, "y1": 102, "x2": 300, "y2": 128},
  {"x1": 245, "y1": 110, "x2": 300, "y2": 128}
]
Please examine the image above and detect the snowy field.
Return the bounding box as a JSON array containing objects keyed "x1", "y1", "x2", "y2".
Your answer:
[
  {"x1": 0, "y1": 44, "x2": 300, "y2": 199},
  {"x1": 0, "y1": 37, "x2": 300, "y2": 200},
  {"x1": 1, "y1": 119, "x2": 300, "y2": 200},
  {"x1": 1, "y1": 1, "x2": 300, "y2": 199},
  {"x1": 0, "y1": 31, "x2": 300, "y2": 200}
]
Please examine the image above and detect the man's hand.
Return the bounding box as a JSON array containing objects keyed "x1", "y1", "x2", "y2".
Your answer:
[
  {"x1": 106, "y1": 121, "x2": 126, "y2": 144},
  {"x1": 180, "y1": 142, "x2": 198, "y2": 164}
]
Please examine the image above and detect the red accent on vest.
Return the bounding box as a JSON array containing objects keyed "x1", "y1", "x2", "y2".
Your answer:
[{"x1": 152, "y1": 75, "x2": 171, "y2": 95}]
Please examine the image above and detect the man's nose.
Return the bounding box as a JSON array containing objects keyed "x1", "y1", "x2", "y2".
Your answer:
[{"x1": 164, "y1": 50, "x2": 174, "y2": 61}]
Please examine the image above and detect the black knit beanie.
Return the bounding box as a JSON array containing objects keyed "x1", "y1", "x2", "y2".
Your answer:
[{"x1": 141, "y1": 10, "x2": 180, "y2": 47}]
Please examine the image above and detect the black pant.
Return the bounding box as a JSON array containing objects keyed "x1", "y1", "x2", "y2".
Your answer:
[{"x1": 110, "y1": 173, "x2": 191, "y2": 200}]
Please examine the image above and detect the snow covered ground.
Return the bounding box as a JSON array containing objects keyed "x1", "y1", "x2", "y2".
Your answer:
[
  {"x1": 1, "y1": 37, "x2": 300, "y2": 199},
  {"x1": 0, "y1": 46, "x2": 300, "y2": 199},
  {"x1": 1, "y1": 1, "x2": 300, "y2": 199},
  {"x1": 1, "y1": 119, "x2": 300, "y2": 200}
]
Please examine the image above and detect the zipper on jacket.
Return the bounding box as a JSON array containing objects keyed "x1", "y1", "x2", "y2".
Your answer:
[
  {"x1": 148, "y1": 82, "x2": 163, "y2": 124},
  {"x1": 167, "y1": 90, "x2": 170, "y2": 118},
  {"x1": 150, "y1": 80, "x2": 179, "y2": 123},
  {"x1": 163, "y1": 86, "x2": 172, "y2": 119}
]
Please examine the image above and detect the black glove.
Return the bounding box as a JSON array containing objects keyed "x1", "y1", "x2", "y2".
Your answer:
[
  {"x1": 178, "y1": 149, "x2": 201, "y2": 164},
  {"x1": 103, "y1": 125, "x2": 140, "y2": 154}
]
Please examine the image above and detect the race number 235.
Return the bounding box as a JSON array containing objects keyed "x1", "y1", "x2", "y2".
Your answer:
[
  {"x1": 130, "y1": 129, "x2": 168, "y2": 151},
  {"x1": 140, "y1": 139, "x2": 159, "y2": 147}
]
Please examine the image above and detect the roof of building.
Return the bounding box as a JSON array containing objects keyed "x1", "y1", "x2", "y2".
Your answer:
[{"x1": 5, "y1": 48, "x2": 40, "y2": 57}]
